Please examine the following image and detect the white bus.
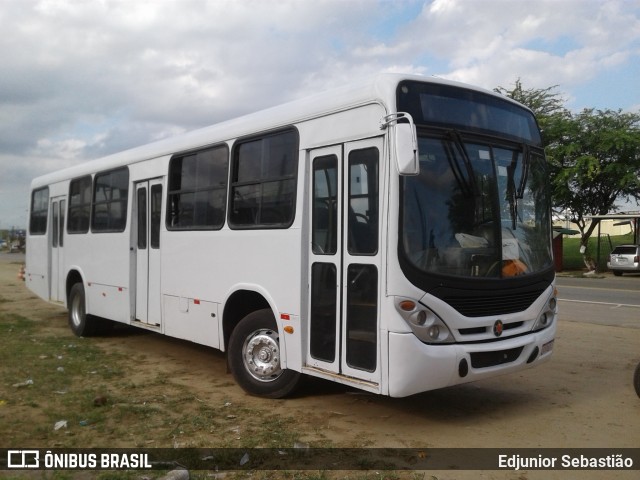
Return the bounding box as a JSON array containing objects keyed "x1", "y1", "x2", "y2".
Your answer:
[{"x1": 25, "y1": 73, "x2": 557, "y2": 398}]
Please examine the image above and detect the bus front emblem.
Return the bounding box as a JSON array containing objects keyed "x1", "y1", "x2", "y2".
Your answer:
[{"x1": 493, "y1": 320, "x2": 503, "y2": 337}]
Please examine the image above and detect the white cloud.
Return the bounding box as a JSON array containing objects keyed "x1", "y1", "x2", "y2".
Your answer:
[
  {"x1": 34, "y1": 138, "x2": 89, "y2": 161},
  {"x1": 401, "y1": 0, "x2": 640, "y2": 93}
]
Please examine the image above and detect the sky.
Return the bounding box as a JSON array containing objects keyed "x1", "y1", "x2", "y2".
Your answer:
[{"x1": 1, "y1": 0, "x2": 640, "y2": 230}]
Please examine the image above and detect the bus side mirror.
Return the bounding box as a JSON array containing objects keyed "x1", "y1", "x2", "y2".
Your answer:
[
  {"x1": 395, "y1": 122, "x2": 419, "y2": 175},
  {"x1": 381, "y1": 113, "x2": 420, "y2": 176}
]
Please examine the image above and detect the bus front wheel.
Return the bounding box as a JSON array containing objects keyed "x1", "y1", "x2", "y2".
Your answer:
[
  {"x1": 68, "y1": 283, "x2": 99, "y2": 337},
  {"x1": 228, "y1": 309, "x2": 300, "y2": 398},
  {"x1": 634, "y1": 362, "x2": 640, "y2": 398}
]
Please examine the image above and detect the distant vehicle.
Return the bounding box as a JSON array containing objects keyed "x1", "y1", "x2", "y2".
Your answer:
[{"x1": 607, "y1": 245, "x2": 640, "y2": 276}]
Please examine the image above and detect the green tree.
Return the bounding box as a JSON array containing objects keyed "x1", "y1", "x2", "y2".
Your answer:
[
  {"x1": 496, "y1": 80, "x2": 640, "y2": 270},
  {"x1": 549, "y1": 108, "x2": 640, "y2": 243},
  {"x1": 495, "y1": 78, "x2": 567, "y2": 119}
]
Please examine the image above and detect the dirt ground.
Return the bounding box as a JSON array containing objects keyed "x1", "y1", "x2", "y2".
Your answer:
[{"x1": 1, "y1": 252, "x2": 639, "y2": 479}]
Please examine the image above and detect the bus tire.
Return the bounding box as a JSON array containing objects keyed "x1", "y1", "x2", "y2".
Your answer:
[
  {"x1": 634, "y1": 362, "x2": 640, "y2": 398},
  {"x1": 228, "y1": 308, "x2": 300, "y2": 399},
  {"x1": 68, "y1": 283, "x2": 98, "y2": 337}
]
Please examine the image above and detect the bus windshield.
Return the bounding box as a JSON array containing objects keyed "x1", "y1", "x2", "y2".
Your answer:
[
  {"x1": 401, "y1": 133, "x2": 552, "y2": 279},
  {"x1": 397, "y1": 81, "x2": 552, "y2": 281}
]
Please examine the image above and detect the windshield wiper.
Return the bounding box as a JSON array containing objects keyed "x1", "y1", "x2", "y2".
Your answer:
[
  {"x1": 506, "y1": 155, "x2": 518, "y2": 230},
  {"x1": 444, "y1": 130, "x2": 478, "y2": 198},
  {"x1": 506, "y1": 144, "x2": 530, "y2": 230},
  {"x1": 517, "y1": 143, "x2": 530, "y2": 199}
]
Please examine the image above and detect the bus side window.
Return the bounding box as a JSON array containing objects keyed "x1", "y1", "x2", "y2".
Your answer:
[
  {"x1": 92, "y1": 167, "x2": 129, "y2": 233},
  {"x1": 29, "y1": 187, "x2": 49, "y2": 235},
  {"x1": 68, "y1": 176, "x2": 92, "y2": 234},
  {"x1": 167, "y1": 145, "x2": 228, "y2": 231},
  {"x1": 229, "y1": 129, "x2": 299, "y2": 229}
]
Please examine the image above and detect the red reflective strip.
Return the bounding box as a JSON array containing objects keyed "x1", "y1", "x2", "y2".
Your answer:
[
  {"x1": 280, "y1": 313, "x2": 290, "y2": 320},
  {"x1": 194, "y1": 299, "x2": 200, "y2": 305},
  {"x1": 118, "y1": 287, "x2": 123, "y2": 292}
]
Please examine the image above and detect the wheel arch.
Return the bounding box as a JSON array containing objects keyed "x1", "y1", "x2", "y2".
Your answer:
[
  {"x1": 222, "y1": 285, "x2": 277, "y2": 352},
  {"x1": 65, "y1": 267, "x2": 86, "y2": 307}
]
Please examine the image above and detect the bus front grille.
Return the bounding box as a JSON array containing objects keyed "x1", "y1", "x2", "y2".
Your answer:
[{"x1": 443, "y1": 289, "x2": 545, "y2": 317}]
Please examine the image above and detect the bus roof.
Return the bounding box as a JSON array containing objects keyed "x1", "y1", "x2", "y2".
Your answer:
[{"x1": 30, "y1": 73, "x2": 514, "y2": 188}]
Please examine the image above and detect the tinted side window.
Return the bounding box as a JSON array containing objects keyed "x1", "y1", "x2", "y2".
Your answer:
[
  {"x1": 92, "y1": 167, "x2": 129, "y2": 232},
  {"x1": 312, "y1": 155, "x2": 338, "y2": 255},
  {"x1": 348, "y1": 147, "x2": 379, "y2": 255},
  {"x1": 52, "y1": 202, "x2": 59, "y2": 247},
  {"x1": 150, "y1": 184, "x2": 162, "y2": 248},
  {"x1": 68, "y1": 175, "x2": 92, "y2": 234},
  {"x1": 167, "y1": 145, "x2": 228, "y2": 230},
  {"x1": 29, "y1": 187, "x2": 49, "y2": 235},
  {"x1": 59, "y1": 200, "x2": 65, "y2": 246},
  {"x1": 229, "y1": 129, "x2": 298, "y2": 228}
]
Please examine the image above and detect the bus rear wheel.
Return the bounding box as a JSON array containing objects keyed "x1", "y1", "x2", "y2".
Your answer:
[
  {"x1": 228, "y1": 309, "x2": 300, "y2": 398},
  {"x1": 634, "y1": 362, "x2": 640, "y2": 398},
  {"x1": 68, "y1": 283, "x2": 99, "y2": 337}
]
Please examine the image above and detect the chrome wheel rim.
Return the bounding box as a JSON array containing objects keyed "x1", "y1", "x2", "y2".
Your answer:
[
  {"x1": 242, "y1": 329, "x2": 282, "y2": 382},
  {"x1": 70, "y1": 292, "x2": 84, "y2": 328}
]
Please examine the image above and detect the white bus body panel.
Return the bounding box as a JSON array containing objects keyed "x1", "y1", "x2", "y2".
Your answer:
[
  {"x1": 25, "y1": 235, "x2": 49, "y2": 300},
  {"x1": 161, "y1": 229, "x2": 301, "y2": 350},
  {"x1": 83, "y1": 232, "x2": 131, "y2": 323}
]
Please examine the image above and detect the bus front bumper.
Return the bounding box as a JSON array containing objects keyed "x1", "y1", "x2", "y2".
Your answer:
[{"x1": 387, "y1": 324, "x2": 556, "y2": 397}]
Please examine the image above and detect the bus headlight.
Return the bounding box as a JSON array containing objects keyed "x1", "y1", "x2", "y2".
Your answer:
[
  {"x1": 427, "y1": 324, "x2": 440, "y2": 340},
  {"x1": 414, "y1": 310, "x2": 427, "y2": 326},
  {"x1": 395, "y1": 298, "x2": 454, "y2": 344},
  {"x1": 532, "y1": 289, "x2": 557, "y2": 332}
]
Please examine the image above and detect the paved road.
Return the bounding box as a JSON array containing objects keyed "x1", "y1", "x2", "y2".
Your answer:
[{"x1": 556, "y1": 274, "x2": 639, "y2": 329}]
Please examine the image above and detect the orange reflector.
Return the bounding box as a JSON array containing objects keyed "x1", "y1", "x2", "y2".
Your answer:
[
  {"x1": 399, "y1": 300, "x2": 416, "y2": 311},
  {"x1": 281, "y1": 313, "x2": 291, "y2": 320},
  {"x1": 284, "y1": 326, "x2": 294, "y2": 334}
]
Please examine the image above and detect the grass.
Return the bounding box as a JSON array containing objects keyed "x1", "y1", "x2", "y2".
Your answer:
[
  {"x1": 0, "y1": 313, "x2": 127, "y2": 447},
  {"x1": 0, "y1": 311, "x2": 305, "y2": 449}
]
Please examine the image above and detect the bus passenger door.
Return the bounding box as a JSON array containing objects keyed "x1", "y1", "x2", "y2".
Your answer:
[
  {"x1": 308, "y1": 146, "x2": 342, "y2": 373},
  {"x1": 134, "y1": 178, "x2": 163, "y2": 326},
  {"x1": 307, "y1": 138, "x2": 383, "y2": 386},
  {"x1": 49, "y1": 197, "x2": 65, "y2": 303}
]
